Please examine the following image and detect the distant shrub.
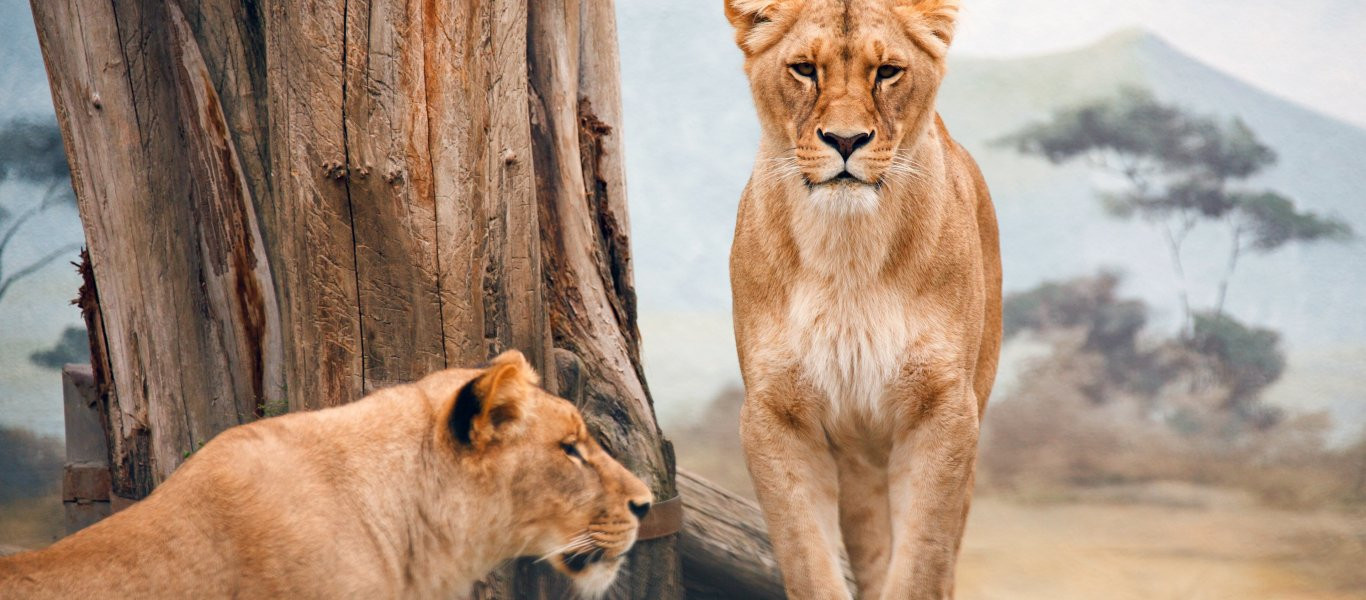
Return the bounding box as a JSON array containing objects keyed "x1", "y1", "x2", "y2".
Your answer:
[
  {"x1": 979, "y1": 343, "x2": 1366, "y2": 509},
  {"x1": 1004, "y1": 273, "x2": 1289, "y2": 426},
  {"x1": 986, "y1": 271, "x2": 1366, "y2": 508},
  {"x1": 0, "y1": 426, "x2": 62, "y2": 504}
]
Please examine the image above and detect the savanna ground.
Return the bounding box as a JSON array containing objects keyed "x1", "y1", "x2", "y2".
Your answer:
[
  {"x1": 3, "y1": 410, "x2": 1364, "y2": 599},
  {"x1": 675, "y1": 381, "x2": 1366, "y2": 600},
  {"x1": 958, "y1": 489, "x2": 1366, "y2": 600}
]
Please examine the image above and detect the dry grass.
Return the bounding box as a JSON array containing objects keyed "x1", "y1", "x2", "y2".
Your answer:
[
  {"x1": 977, "y1": 343, "x2": 1366, "y2": 510},
  {"x1": 1284, "y1": 525, "x2": 1366, "y2": 595},
  {"x1": 0, "y1": 493, "x2": 64, "y2": 552},
  {"x1": 979, "y1": 393, "x2": 1366, "y2": 509}
]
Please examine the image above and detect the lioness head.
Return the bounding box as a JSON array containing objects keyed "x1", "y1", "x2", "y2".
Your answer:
[
  {"x1": 726, "y1": 0, "x2": 958, "y2": 213},
  {"x1": 441, "y1": 350, "x2": 652, "y2": 596}
]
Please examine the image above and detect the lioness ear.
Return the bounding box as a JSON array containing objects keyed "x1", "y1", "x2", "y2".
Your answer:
[
  {"x1": 724, "y1": 0, "x2": 801, "y2": 56},
  {"x1": 894, "y1": 0, "x2": 960, "y2": 58},
  {"x1": 449, "y1": 350, "x2": 541, "y2": 447}
]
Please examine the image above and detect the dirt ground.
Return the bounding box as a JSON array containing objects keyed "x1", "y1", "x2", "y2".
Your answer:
[
  {"x1": 958, "y1": 484, "x2": 1366, "y2": 600},
  {"x1": 4, "y1": 484, "x2": 1363, "y2": 598}
]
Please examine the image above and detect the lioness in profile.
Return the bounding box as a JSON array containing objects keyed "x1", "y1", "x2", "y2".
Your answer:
[
  {"x1": 0, "y1": 350, "x2": 652, "y2": 598},
  {"x1": 725, "y1": 0, "x2": 1001, "y2": 598}
]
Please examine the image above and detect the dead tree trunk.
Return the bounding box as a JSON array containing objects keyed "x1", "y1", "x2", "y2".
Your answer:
[{"x1": 32, "y1": 0, "x2": 683, "y2": 596}]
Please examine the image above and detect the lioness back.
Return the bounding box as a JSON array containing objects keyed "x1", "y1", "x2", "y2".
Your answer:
[{"x1": 0, "y1": 351, "x2": 653, "y2": 599}]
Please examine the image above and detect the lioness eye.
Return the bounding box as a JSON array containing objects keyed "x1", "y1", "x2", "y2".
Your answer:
[
  {"x1": 790, "y1": 63, "x2": 816, "y2": 79},
  {"x1": 561, "y1": 442, "x2": 582, "y2": 460},
  {"x1": 876, "y1": 65, "x2": 903, "y2": 80}
]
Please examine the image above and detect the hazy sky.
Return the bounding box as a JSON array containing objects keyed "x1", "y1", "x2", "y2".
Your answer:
[
  {"x1": 4, "y1": 1, "x2": 1362, "y2": 127},
  {"x1": 952, "y1": 0, "x2": 1366, "y2": 128}
]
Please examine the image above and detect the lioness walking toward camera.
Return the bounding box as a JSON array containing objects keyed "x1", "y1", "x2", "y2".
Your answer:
[
  {"x1": 0, "y1": 351, "x2": 652, "y2": 599},
  {"x1": 725, "y1": 0, "x2": 1001, "y2": 598}
]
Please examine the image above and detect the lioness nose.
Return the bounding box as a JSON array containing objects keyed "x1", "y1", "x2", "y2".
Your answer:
[
  {"x1": 628, "y1": 499, "x2": 651, "y2": 519},
  {"x1": 818, "y1": 129, "x2": 873, "y2": 160}
]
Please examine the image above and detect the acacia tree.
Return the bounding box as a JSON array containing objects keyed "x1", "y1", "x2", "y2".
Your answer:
[
  {"x1": 1003, "y1": 271, "x2": 1286, "y2": 426},
  {"x1": 0, "y1": 118, "x2": 80, "y2": 306},
  {"x1": 1001, "y1": 88, "x2": 1353, "y2": 333}
]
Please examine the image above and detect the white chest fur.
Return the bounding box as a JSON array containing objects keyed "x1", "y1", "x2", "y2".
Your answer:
[
  {"x1": 776, "y1": 184, "x2": 925, "y2": 421},
  {"x1": 786, "y1": 277, "x2": 914, "y2": 419}
]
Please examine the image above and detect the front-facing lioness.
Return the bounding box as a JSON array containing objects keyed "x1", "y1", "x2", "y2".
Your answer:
[
  {"x1": 725, "y1": 1, "x2": 1001, "y2": 598},
  {"x1": 0, "y1": 350, "x2": 652, "y2": 599}
]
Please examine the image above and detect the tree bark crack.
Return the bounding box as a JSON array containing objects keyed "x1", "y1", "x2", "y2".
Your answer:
[
  {"x1": 420, "y1": 0, "x2": 449, "y2": 369},
  {"x1": 338, "y1": 0, "x2": 366, "y2": 392}
]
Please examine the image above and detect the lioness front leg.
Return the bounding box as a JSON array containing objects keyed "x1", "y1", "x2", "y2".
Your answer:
[
  {"x1": 880, "y1": 386, "x2": 980, "y2": 600},
  {"x1": 740, "y1": 390, "x2": 851, "y2": 600},
  {"x1": 835, "y1": 445, "x2": 892, "y2": 598}
]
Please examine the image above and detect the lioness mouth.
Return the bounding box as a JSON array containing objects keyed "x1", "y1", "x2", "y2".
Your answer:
[
  {"x1": 561, "y1": 548, "x2": 608, "y2": 573},
  {"x1": 833, "y1": 171, "x2": 857, "y2": 181}
]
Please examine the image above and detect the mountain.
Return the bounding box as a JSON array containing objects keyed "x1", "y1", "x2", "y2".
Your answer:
[
  {"x1": 616, "y1": 19, "x2": 1366, "y2": 426},
  {"x1": 938, "y1": 28, "x2": 1366, "y2": 345}
]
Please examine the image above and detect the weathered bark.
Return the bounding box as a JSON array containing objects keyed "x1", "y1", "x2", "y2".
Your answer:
[
  {"x1": 525, "y1": 1, "x2": 680, "y2": 597},
  {"x1": 32, "y1": 0, "x2": 679, "y2": 596}
]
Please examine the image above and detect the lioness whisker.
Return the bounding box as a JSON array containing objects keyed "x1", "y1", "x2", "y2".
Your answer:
[{"x1": 536, "y1": 533, "x2": 594, "y2": 563}]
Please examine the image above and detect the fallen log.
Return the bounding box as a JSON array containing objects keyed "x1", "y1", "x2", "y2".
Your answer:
[{"x1": 678, "y1": 469, "x2": 786, "y2": 599}]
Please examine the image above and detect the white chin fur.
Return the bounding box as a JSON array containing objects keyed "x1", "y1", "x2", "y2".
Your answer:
[
  {"x1": 572, "y1": 560, "x2": 622, "y2": 599},
  {"x1": 807, "y1": 182, "x2": 879, "y2": 216}
]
